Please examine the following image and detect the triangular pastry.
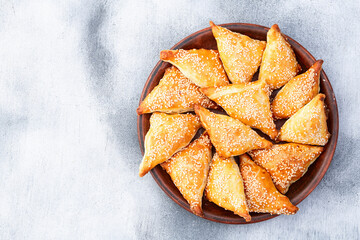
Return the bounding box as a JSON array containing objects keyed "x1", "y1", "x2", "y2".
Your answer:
[
  {"x1": 139, "y1": 113, "x2": 201, "y2": 177},
  {"x1": 161, "y1": 132, "x2": 212, "y2": 216},
  {"x1": 239, "y1": 154, "x2": 299, "y2": 215},
  {"x1": 210, "y1": 21, "x2": 266, "y2": 84},
  {"x1": 259, "y1": 24, "x2": 301, "y2": 90},
  {"x1": 272, "y1": 60, "x2": 323, "y2": 119},
  {"x1": 194, "y1": 105, "x2": 272, "y2": 158},
  {"x1": 137, "y1": 66, "x2": 218, "y2": 114},
  {"x1": 277, "y1": 94, "x2": 330, "y2": 146},
  {"x1": 160, "y1": 49, "x2": 229, "y2": 87},
  {"x1": 201, "y1": 81, "x2": 278, "y2": 139},
  {"x1": 205, "y1": 153, "x2": 251, "y2": 221},
  {"x1": 249, "y1": 143, "x2": 323, "y2": 194}
]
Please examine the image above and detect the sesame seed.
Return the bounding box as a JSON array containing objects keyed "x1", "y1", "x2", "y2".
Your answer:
[
  {"x1": 203, "y1": 81, "x2": 277, "y2": 139},
  {"x1": 240, "y1": 154, "x2": 298, "y2": 215},
  {"x1": 195, "y1": 106, "x2": 271, "y2": 157},
  {"x1": 249, "y1": 143, "x2": 323, "y2": 194},
  {"x1": 161, "y1": 49, "x2": 229, "y2": 88},
  {"x1": 212, "y1": 24, "x2": 266, "y2": 84},
  {"x1": 138, "y1": 66, "x2": 217, "y2": 114},
  {"x1": 258, "y1": 25, "x2": 300, "y2": 90},
  {"x1": 278, "y1": 94, "x2": 330, "y2": 145},
  {"x1": 139, "y1": 113, "x2": 201, "y2": 176}
]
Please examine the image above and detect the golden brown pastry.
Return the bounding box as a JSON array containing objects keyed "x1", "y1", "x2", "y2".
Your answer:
[
  {"x1": 137, "y1": 66, "x2": 218, "y2": 114},
  {"x1": 239, "y1": 154, "x2": 299, "y2": 215},
  {"x1": 205, "y1": 153, "x2": 251, "y2": 221},
  {"x1": 139, "y1": 113, "x2": 201, "y2": 177},
  {"x1": 277, "y1": 94, "x2": 330, "y2": 146},
  {"x1": 259, "y1": 24, "x2": 301, "y2": 90},
  {"x1": 272, "y1": 60, "x2": 323, "y2": 119},
  {"x1": 210, "y1": 21, "x2": 266, "y2": 84},
  {"x1": 201, "y1": 81, "x2": 278, "y2": 139},
  {"x1": 161, "y1": 132, "x2": 212, "y2": 216},
  {"x1": 160, "y1": 49, "x2": 229, "y2": 87},
  {"x1": 249, "y1": 143, "x2": 323, "y2": 194},
  {"x1": 194, "y1": 105, "x2": 272, "y2": 158}
]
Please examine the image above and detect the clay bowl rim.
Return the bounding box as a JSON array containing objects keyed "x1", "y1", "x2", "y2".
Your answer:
[{"x1": 137, "y1": 22, "x2": 339, "y2": 224}]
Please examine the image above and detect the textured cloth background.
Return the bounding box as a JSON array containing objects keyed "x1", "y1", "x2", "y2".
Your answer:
[{"x1": 0, "y1": 0, "x2": 359, "y2": 239}]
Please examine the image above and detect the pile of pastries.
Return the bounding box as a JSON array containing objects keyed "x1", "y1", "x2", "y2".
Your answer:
[{"x1": 137, "y1": 21, "x2": 330, "y2": 221}]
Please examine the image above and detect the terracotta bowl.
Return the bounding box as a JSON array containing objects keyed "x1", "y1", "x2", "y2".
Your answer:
[{"x1": 137, "y1": 23, "x2": 339, "y2": 224}]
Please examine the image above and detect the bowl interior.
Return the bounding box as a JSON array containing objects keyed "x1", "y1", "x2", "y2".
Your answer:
[{"x1": 137, "y1": 23, "x2": 339, "y2": 224}]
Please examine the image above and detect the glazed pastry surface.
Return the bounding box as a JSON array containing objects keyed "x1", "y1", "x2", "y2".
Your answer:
[
  {"x1": 161, "y1": 132, "x2": 212, "y2": 216},
  {"x1": 277, "y1": 94, "x2": 330, "y2": 146},
  {"x1": 259, "y1": 24, "x2": 300, "y2": 90},
  {"x1": 205, "y1": 153, "x2": 251, "y2": 221},
  {"x1": 201, "y1": 81, "x2": 277, "y2": 139},
  {"x1": 139, "y1": 113, "x2": 201, "y2": 177},
  {"x1": 249, "y1": 143, "x2": 323, "y2": 194},
  {"x1": 194, "y1": 105, "x2": 272, "y2": 158},
  {"x1": 160, "y1": 49, "x2": 229, "y2": 88},
  {"x1": 272, "y1": 60, "x2": 323, "y2": 119},
  {"x1": 240, "y1": 154, "x2": 299, "y2": 215},
  {"x1": 137, "y1": 66, "x2": 218, "y2": 114},
  {"x1": 210, "y1": 21, "x2": 266, "y2": 84}
]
